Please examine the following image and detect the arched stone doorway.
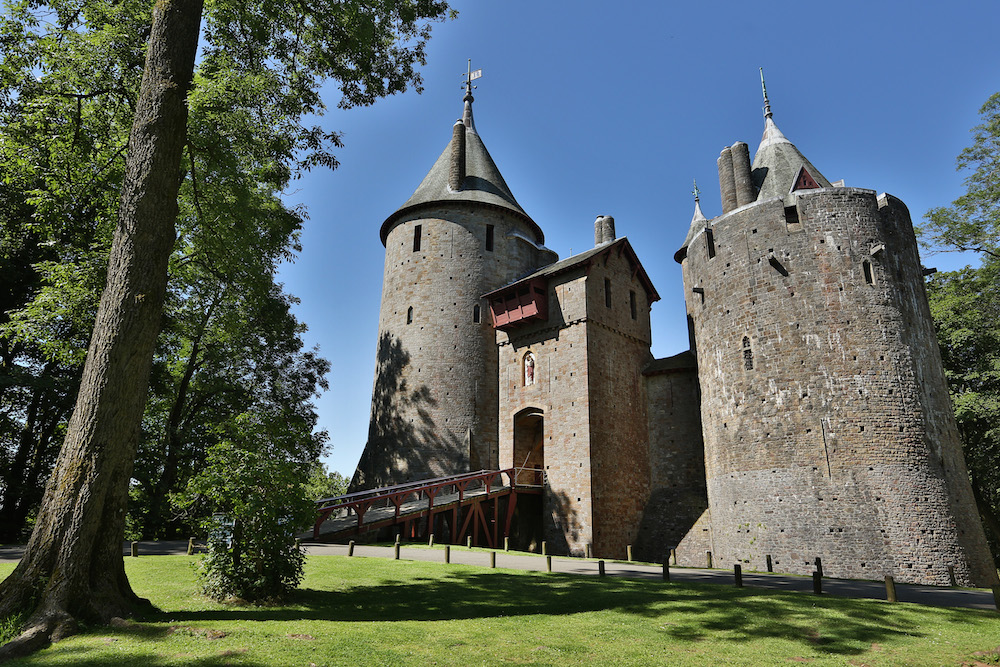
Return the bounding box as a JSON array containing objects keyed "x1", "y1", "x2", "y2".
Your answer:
[{"x1": 513, "y1": 408, "x2": 544, "y2": 486}]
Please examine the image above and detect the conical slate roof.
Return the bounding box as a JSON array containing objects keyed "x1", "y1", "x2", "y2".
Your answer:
[
  {"x1": 379, "y1": 95, "x2": 544, "y2": 245},
  {"x1": 751, "y1": 116, "x2": 831, "y2": 201},
  {"x1": 674, "y1": 196, "x2": 708, "y2": 263}
]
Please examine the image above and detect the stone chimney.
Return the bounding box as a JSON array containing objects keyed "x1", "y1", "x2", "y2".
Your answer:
[
  {"x1": 594, "y1": 215, "x2": 616, "y2": 246},
  {"x1": 448, "y1": 120, "x2": 465, "y2": 191}
]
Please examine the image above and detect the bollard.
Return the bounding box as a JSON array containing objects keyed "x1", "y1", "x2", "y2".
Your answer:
[
  {"x1": 546, "y1": 555, "x2": 552, "y2": 573},
  {"x1": 885, "y1": 575, "x2": 897, "y2": 602},
  {"x1": 815, "y1": 557, "x2": 824, "y2": 578},
  {"x1": 131, "y1": 541, "x2": 138, "y2": 558},
  {"x1": 541, "y1": 541, "x2": 547, "y2": 556},
  {"x1": 348, "y1": 540, "x2": 355, "y2": 557},
  {"x1": 394, "y1": 543, "x2": 400, "y2": 560},
  {"x1": 812, "y1": 571, "x2": 822, "y2": 595},
  {"x1": 948, "y1": 565, "x2": 957, "y2": 587},
  {"x1": 662, "y1": 561, "x2": 670, "y2": 582},
  {"x1": 706, "y1": 551, "x2": 713, "y2": 569},
  {"x1": 490, "y1": 551, "x2": 496, "y2": 568},
  {"x1": 444, "y1": 545, "x2": 450, "y2": 563},
  {"x1": 598, "y1": 560, "x2": 606, "y2": 577},
  {"x1": 734, "y1": 564, "x2": 743, "y2": 587},
  {"x1": 585, "y1": 543, "x2": 592, "y2": 559},
  {"x1": 187, "y1": 537, "x2": 195, "y2": 556},
  {"x1": 428, "y1": 533, "x2": 435, "y2": 547},
  {"x1": 467, "y1": 536, "x2": 472, "y2": 549},
  {"x1": 670, "y1": 547, "x2": 677, "y2": 566},
  {"x1": 627, "y1": 545, "x2": 633, "y2": 562},
  {"x1": 504, "y1": 536, "x2": 510, "y2": 552},
  {"x1": 765, "y1": 554, "x2": 773, "y2": 572}
]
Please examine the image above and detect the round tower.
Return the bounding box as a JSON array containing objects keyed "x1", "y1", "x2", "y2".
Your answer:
[
  {"x1": 352, "y1": 88, "x2": 556, "y2": 490},
  {"x1": 675, "y1": 96, "x2": 996, "y2": 586}
]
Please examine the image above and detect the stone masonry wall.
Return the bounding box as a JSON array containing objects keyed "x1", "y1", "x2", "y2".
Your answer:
[
  {"x1": 352, "y1": 205, "x2": 552, "y2": 490},
  {"x1": 681, "y1": 187, "x2": 996, "y2": 586}
]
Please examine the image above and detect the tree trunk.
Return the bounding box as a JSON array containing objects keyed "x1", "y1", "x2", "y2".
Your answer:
[{"x1": 0, "y1": 0, "x2": 204, "y2": 659}]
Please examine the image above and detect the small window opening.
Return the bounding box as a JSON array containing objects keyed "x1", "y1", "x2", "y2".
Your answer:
[
  {"x1": 472, "y1": 304, "x2": 481, "y2": 323},
  {"x1": 742, "y1": 335, "x2": 754, "y2": 371},
  {"x1": 413, "y1": 225, "x2": 422, "y2": 252},
  {"x1": 604, "y1": 278, "x2": 612, "y2": 308},
  {"x1": 629, "y1": 290, "x2": 637, "y2": 320},
  {"x1": 706, "y1": 228, "x2": 716, "y2": 258},
  {"x1": 406, "y1": 306, "x2": 413, "y2": 324},
  {"x1": 485, "y1": 224, "x2": 494, "y2": 252},
  {"x1": 862, "y1": 260, "x2": 874, "y2": 285},
  {"x1": 784, "y1": 205, "x2": 799, "y2": 225}
]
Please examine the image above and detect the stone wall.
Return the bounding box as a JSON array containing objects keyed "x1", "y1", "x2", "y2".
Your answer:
[
  {"x1": 353, "y1": 205, "x2": 552, "y2": 490},
  {"x1": 681, "y1": 186, "x2": 996, "y2": 586}
]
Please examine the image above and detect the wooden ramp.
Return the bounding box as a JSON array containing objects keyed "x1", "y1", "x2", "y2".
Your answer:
[{"x1": 311, "y1": 468, "x2": 542, "y2": 548}]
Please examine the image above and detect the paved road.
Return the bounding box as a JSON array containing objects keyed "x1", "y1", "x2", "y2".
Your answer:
[{"x1": 1, "y1": 540, "x2": 996, "y2": 612}]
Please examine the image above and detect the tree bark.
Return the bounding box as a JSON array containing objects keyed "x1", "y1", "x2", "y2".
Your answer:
[{"x1": 0, "y1": 0, "x2": 204, "y2": 659}]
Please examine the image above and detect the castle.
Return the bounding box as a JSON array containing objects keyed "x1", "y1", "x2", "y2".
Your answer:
[{"x1": 350, "y1": 78, "x2": 997, "y2": 587}]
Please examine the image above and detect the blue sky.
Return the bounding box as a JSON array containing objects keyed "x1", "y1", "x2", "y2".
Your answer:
[{"x1": 277, "y1": 0, "x2": 1000, "y2": 476}]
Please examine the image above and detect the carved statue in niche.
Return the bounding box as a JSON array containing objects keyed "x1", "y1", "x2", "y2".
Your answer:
[{"x1": 524, "y1": 352, "x2": 536, "y2": 386}]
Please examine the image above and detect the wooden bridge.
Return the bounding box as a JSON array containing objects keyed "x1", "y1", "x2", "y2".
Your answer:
[{"x1": 312, "y1": 468, "x2": 542, "y2": 548}]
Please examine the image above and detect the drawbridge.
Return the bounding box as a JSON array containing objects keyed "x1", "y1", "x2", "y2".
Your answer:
[{"x1": 312, "y1": 468, "x2": 542, "y2": 548}]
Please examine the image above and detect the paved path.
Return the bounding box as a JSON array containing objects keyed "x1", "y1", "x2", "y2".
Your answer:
[{"x1": 1, "y1": 541, "x2": 996, "y2": 612}]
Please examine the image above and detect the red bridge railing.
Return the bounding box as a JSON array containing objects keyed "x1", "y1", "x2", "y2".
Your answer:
[{"x1": 312, "y1": 467, "x2": 542, "y2": 540}]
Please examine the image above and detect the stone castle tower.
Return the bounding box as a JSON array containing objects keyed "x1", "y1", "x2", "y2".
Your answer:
[
  {"x1": 674, "y1": 90, "x2": 996, "y2": 585},
  {"x1": 351, "y1": 86, "x2": 555, "y2": 490}
]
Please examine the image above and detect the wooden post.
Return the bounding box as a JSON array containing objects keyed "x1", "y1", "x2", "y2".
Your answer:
[
  {"x1": 490, "y1": 551, "x2": 496, "y2": 568},
  {"x1": 765, "y1": 554, "x2": 773, "y2": 572},
  {"x1": 598, "y1": 560, "x2": 606, "y2": 577},
  {"x1": 815, "y1": 557, "x2": 823, "y2": 578},
  {"x1": 734, "y1": 564, "x2": 743, "y2": 587},
  {"x1": 394, "y1": 543, "x2": 400, "y2": 560},
  {"x1": 626, "y1": 545, "x2": 633, "y2": 562},
  {"x1": 187, "y1": 537, "x2": 195, "y2": 556},
  {"x1": 947, "y1": 565, "x2": 957, "y2": 587},
  {"x1": 546, "y1": 555, "x2": 552, "y2": 573},
  {"x1": 504, "y1": 536, "x2": 510, "y2": 552},
  {"x1": 395, "y1": 533, "x2": 401, "y2": 545},
  {"x1": 444, "y1": 545, "x2": 450, "y2": 563},
  {"x1": 585, "y1": 543, "x2": 592, "y2": 559},
  {"x1": 428, "y1": 533, "x2": 435, "y2": 547},
  {"x1": 130, "y1": 541, "x2": 138, "y2": 558},
  {"x1": 541, "y1": 541, "x2": 547, "y2": 556},
  {"x1": 348, "y1": 541, "x2": 355, "y2": 557},
  {"x1": 813, "y1": 571, "x2": 822, "y2": 595},
  {"x1": 662, "y1": 561, "x2": 670, "y2": 582},
  {"x1": 706, "y1": 551, "x2": 713, "y2": 569},
  {"x1": 885, "y1": 575, "x2": 897, "y2": 602},
  {"x1": 670, "y1": 548, "x2": 677, "y2": 566}
]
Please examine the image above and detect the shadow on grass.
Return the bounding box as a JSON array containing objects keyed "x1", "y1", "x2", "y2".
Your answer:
[{"x1": 148, "y1": 567, "x2": 981, "y2": 657}]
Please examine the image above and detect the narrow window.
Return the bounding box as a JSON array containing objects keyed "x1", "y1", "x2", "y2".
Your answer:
[
  {"x1": 604, "y1": 278, "x2": 612, "y2": 308},
  {"x1": 472, "y1": 304, "x2": 481, "y2": 323},
  {"x1": 413, "y1": 224, "x2": 422, "y2": 252},
  {"x1": 784, "y1": 205, "x2": 799, "y2": 225},
  {"x1": 629, "y1": 290, "x2": 637, "y2": 320},
  {"x1": 742, "y1": 335, "x2": 754, "y2": 370},
  {"x1": 485, "y1": 224, "x2": 494, "y2": 252},
  {"x1": 706, "y1": 228, "x2": 716, "y2": 258},
  {"x1": 406, "y1": 306, "x2": 413, "y2": 324},
  {"x1": 862, "y1": 260, "x2": 874, "y2": 285}
]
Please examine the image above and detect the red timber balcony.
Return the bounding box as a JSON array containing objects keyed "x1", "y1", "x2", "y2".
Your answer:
[{"x1": 485, "y1": 277, "x2": 548, "y2": 331}]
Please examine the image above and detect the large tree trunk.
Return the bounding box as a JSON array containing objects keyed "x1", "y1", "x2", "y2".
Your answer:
[{"x1": 0, "y1": 0, "x2": 204, "y2": 659}]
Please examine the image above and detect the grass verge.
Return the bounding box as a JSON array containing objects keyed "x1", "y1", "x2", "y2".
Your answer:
[{"x1": 0, "y1": 556, "x2": 999, "y2": 666}]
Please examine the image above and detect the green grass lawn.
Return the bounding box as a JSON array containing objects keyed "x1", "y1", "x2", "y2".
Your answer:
[{"x1": 1, "y1": 556, "x2": 999, "y2": 666}]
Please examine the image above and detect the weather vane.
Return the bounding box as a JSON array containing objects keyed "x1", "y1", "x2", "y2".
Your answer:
[
  {"x1": 692, "y1": 179, "x2": 701, "y2": 201},
  {"x1": 760, "y1": 67, "x2": 772, "y2": 119},
  {"x1": 463, "y1": 59, "x2": 482, "y2": 95}
]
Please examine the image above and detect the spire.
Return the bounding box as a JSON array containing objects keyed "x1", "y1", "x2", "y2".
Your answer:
[
  {"x1": 691, "y1": 179, "x2": 707, "y2": 223},
  {"x1": 462, "y1": 59, "x2": 480, "y2": 131},
  {"x1": 751, "y1": 75, "x2": 831, "y2": 201},
  {"x1": 675, "y1": 180, "x2": 709, "y2": 263}
]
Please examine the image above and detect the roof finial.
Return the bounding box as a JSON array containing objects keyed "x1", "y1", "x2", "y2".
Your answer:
[
  {"x1": 692, "y1": 179, "x2": 701, "y2": 202},
  {"x1": 760, "y1": 67, "x2": 773, "y2": 120},
  {"x1": 461, "y1": 59, "x2": 482, "y2": 130}
]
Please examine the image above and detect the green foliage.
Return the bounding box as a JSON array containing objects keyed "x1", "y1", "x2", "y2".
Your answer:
[
  {"x1": 920, "y1": 92, "x2": 1000, "y2": 259},
  {"x1": 177, "y1": 435, "x2": 316, "y2": 603},
  {"x1": 304, "y1": 463, "x2": 349, "y2": 501}
]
